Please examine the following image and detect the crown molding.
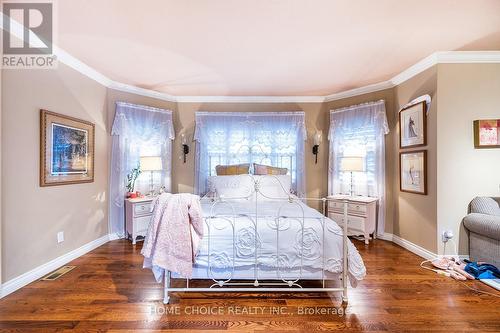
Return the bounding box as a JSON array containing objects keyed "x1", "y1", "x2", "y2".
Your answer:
[
  {"x1": 54, "y1": 47, "x2": 178, "y2": 102},
  {"x1": 324, "y1": 51, "x2": 500, "y2": 102},
  {"x1": 55, "y1": 46, "x2": 115, "y2": 87},
  {"x1": 323, "y1": 81, "x2": 394, "y2": 102},
  {"x1": 108, "y1": 81, "x2": 177, "y2": 102},
  {"x1": 390, "y1": 53, "x2": 439, "y2": 86},
  {"x1": 436, "y1": 50, "x2": 500, "y2": 63}
]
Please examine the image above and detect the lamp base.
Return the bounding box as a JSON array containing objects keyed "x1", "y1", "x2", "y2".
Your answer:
[
  {"x1": 149, "y1": 171, "x2": 155, "y2": 196},
  {"x1": 349, "y1": 171, "x2": 354, "y2": 197}
]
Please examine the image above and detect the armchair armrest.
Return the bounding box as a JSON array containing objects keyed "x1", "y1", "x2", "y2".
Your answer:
[{"x1": 463, "y1": 213, "x2": 500, "y2": 241}]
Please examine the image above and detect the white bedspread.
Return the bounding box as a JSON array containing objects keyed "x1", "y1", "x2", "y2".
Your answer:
[{"x1": 191, "y1": 198, "x2": 366, "y2": 286}]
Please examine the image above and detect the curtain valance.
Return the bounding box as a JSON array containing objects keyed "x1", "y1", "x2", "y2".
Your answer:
[
  {"x1": 112, "y1": 102, "x2": 175, "y2": 142},
  {"x1": 194, "y1": 111, "x2": 307, "y2": 143},
  {"x1": 328, "y1": 100, "x2": 389, "y2": 140}
]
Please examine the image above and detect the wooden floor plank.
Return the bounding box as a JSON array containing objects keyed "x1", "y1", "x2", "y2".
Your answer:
[{"x1": 0, "y1": 239, "x2": 498, "y2": 332}]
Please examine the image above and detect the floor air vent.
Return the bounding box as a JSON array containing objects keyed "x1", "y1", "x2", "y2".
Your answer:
[{"x1": 41, "y1": 266, "x2": 76, "y2": 281}]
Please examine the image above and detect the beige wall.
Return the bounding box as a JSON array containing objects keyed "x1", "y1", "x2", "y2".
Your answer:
[
  {"x1": 437, "y1": 63, "x2": 500, "y2": 256},
  {"x1": 392, "y1": 67, "x2": 438, "y2": 253},
  {"x1": 1, "y1": 64, "x2": 109, "y2": 281},
  {"x1": 326, "y1": 89, "x2": 396, "y2": 234}
]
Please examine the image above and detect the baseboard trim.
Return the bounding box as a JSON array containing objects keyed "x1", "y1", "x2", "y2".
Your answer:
[
  {"x1": 108, "y1": 232, "x2": 123, "y2": 241},
  {"x1": 377, "y1": 233, "x2": 394, "y2": 242},
  {"x1": 387, "y1": 233, "x2": 437, "y2": 260},
  {"x1": 0, "y1": 234, "x2": 112, "y2": 298}
]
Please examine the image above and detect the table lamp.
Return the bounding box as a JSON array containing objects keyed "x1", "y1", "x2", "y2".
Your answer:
[
  {"x1": 140, "y1": 156, "x2": 162, "y2": 196},
  {"x1": 340, "y1": 156, "x2": 365, "y2": 197}
]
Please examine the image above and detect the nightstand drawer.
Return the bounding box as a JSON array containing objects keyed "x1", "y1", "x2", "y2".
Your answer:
[
  {"x1": 330, "y1": 212, "x2": 346, "y2": 224},
  {"x1": 134, "y1": 202, "x2": 152, "y2": 217},
  {"x1": 348, "y1": 203, "x2": 367, "y2": 216},
  {"x1": 328, "y1": 200, "x2": 344, "y2": 211},
  {"x1": 346, "y1": 214, "x2": 365, "y2": 231},
  {"x1": 135, "y1": 215, "x2": 151, "y2": 234},
  {"x1": 330, "y1": 213, "x2": 365, "y2": 233}
]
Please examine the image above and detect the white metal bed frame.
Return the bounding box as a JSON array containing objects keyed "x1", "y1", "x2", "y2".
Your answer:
[{"x1": 161, "y1": 176, "x2": 352, "y2": 305}]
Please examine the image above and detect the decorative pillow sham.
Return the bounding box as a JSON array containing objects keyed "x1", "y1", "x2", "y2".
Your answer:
[
  {"x1": 215, "y1": 163, "x2": 250, "y2": 176},
  {"x1": 253, "y1": 175, "x2": 292, "y2": 200},
  {"x1": 208, "y1": 175, "x2": 254, "y2": 199},
  {"x1": 253, "y1": 163, "x2": 288, "y2": 176}
]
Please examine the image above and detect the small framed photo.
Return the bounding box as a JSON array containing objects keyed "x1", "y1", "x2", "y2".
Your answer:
[
  {"x1": 473, "y1": 119, "x2": 500, "y2": 148},
  {"x1": 399, "y1": 101, "x2": 427, "y2": 148},
  {"x1": 400, "y1": 150, "x2": 427, "y2": 195},
  {"x1": 40, "y1": 109, "x2": 95, "y2": 186}
]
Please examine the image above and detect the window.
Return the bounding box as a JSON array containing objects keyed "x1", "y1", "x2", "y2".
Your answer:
[
  {"x1": 334, "y1": 126, "x2": 377, "y2": 196},
  {"x1": 328, "y1": 100, "x2": 389, "y2": 235},
  {"x1": 130, "y1": 142, "x2": 166, "y2": 195},
  {"x1": 109, "y1": 102, "x2": 174, "y2": 237},
  {"x1": 194, "y1": 112, "x2": 306, "y2": 196}
]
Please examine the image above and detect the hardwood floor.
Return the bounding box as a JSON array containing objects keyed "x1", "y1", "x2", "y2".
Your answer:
[{"x1": 0, "y1": 239, "x2": 498, "y2": 332}]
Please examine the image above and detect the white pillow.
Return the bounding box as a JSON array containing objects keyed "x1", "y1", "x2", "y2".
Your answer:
[
  {"x1": 253, "y1": 175, "x2": 291, "y2": 200},
  {"x1": 208, "y1": 175, "x2": 254, "y2": 199}
]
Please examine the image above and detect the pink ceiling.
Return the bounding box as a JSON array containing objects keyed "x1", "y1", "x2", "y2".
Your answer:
[{"x1": 57, "y1": 0, "x2": 500, "y2": 96}]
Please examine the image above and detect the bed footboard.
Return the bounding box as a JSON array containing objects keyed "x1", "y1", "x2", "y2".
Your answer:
[{"x1": 162, "y1": 186, "x2": 352, "y2": 304}]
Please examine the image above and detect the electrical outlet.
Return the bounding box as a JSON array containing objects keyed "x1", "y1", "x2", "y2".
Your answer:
[
  {"x1": 57, "y1": 231, "x2": 64, "y2": 243},
  {"x1": 442, "y1": 230, "x2": 453, "y2": 243}
]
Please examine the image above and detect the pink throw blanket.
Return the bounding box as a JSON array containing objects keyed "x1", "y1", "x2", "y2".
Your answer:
[{"x1": 142, "y1": 193, "x2": 203, "y2": 279}]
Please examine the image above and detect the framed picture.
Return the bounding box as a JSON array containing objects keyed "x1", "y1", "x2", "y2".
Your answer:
[
  {"x1": 40, "y1": 109, "x2": 95, "y2": 186},
  {"x1": 399, "y1": 101, "x2": 427, "y2": 148},
  {"x1": 473, "y1": 119, "x2": 500, "y2": 148},
  {"x1": 400, "y1": 150, "x2": 427, "y2": 195}
]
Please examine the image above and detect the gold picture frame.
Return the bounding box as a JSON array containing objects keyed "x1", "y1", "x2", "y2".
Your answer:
[
  {"x1": 473, "y1": 119, "x2": 500, "y2": 148},
  {"x1": 40, "y1": 109, "x2": 95, "y2": 186}
]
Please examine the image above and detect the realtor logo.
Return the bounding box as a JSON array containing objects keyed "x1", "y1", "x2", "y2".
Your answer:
[{"x1": 2, "y1": 1, "x2": 57, "y2": 68}]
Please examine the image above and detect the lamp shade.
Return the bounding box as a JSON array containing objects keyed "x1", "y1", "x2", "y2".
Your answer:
[
  {"x1": 140, "y1": 156, "x2": 162, "y2": 171},
  {"x1": 340, "y1": 156, "x2": 365, "y2": 172},
  {"x1": 313, "y1": 131, "x2": 322, "y2": 146}
]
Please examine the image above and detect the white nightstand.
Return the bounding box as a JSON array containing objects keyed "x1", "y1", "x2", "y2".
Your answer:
[
  {"x1": 125, "y1": 196, "x2": 155, "y2": 244},
  {"x1": 327, "y1": 195, "x2": 378, "y2": 245}
]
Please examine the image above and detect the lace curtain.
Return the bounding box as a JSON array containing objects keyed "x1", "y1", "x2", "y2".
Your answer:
[
  {"x1": 109, "y1": 102, "x2": 175, "y2": 237},
  {"x1": 194, "y1": 112, "x2": 307, "y2": 197},
  {"x1": 328, "y1": 100, "x2": 389, "y2": 236}
]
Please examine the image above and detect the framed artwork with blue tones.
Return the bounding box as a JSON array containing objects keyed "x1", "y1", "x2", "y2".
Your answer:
[{"x1": 40, "y1": 109, "x2": 95, "y2": 186}]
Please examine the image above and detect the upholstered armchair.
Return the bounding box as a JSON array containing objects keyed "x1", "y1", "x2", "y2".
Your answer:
[{"x1": 463, "y1": 197, "x2": 500, "y2": 267}]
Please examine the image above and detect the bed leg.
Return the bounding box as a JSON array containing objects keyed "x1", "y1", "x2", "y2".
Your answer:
[
  {"x1": 163, "y1": 270, "x2": 171, "y2": 304},
  {"x1": 342, "y1": 198, "x2": 349, "y2": 306},
  {"x1": 342, "y1": 289, "x2": 348, "y2": 304}
]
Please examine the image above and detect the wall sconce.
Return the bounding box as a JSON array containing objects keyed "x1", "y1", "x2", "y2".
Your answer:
[
  {"x1": 312, "y1": 131, "x2": 322, "y2": 164},
  {"x1": 181, "y1": 133, "x2": 189, "y2": 163}
]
